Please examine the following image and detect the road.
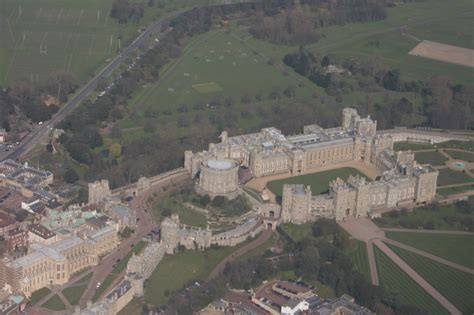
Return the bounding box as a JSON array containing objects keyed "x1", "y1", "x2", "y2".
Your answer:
[{"x1": 0, "y1": 10, "x2": 184, "y2": 163}]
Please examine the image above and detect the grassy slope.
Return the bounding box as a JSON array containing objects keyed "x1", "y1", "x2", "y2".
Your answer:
[
  {"x1": 385, "y1": 232, "x2": 474, "y2": 269},
  {"x1": 437, "y1": 184, "x2": 474, "y2": 196},
  {"x1": 374, "y1": 246, "x2": 448, "y2": 315},
  {"x1": 144, "y1": 245, "x2": 243, "y2": 305},
  {"x1": 388, "y1": 243, "x2": 474, "y2": 314},
  {"x1": 267, "y1": 167, "x2": 366, "y2": 197},
  {"x1": 41, "y1": 294, "x2": 66, "y2": 311},
  {"x1": 311, "y1": 0, "x2": 473, "y2": 84},
  {"x1": 345, "y1": 240, "x2": 371, "y2": 281}
]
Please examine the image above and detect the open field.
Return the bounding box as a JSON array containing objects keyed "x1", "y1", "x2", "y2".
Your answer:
[
  {"x1": 153, "y1": 194, "x2": 207, "y2": 227},
  {"x1": 0, "y1": 0, "x2": 232, "y2": 86},
  {"x1": 414, "y1": 151, "x2": 448, "y2": 166},
  {"x1": 41, "y1": 294, "x2": 66, "y2": 311},
  {"x1": 394, "y1": 140, "x2": 474, "y2": 152},
  {"x1": 374, "y1": 247, "x2": 448, "y2": 314},
  {"x1": 386, "y1": 232, "x2": 474, "y2": 268},
  {"x1": 437, "y1": 184, "x2": 474, "y2": 196},
  {"x1": 311, "y1": 0, "x2": 474, "y2": 83},
  {"x1": 346, "y1": 240, "x2": 371, "y2": 281},
  {"x1": 144, "y1": 245, "x2": 244, "y2": 305},
  {"x1": 445, "y1": 150, "x2": 474, "y2": 162},
  {"x1": 279, "y1": 223, "x2": 314, "y2": 243},
  {"x1": 388, "y1": 244, "x2": 474, "y2": 314},
  {"x1": 192, "y1": 81, "x2": 223, "y2": 93},
  {"x1": 409, "y1": 40, "x2": 474, "y2": 68},
  {"x1": 62, "y1": 272, "x2": 93, "y2": 305},
  {"x1": 267, "y1": 167, "x2": 366, "y2": 197},
  {"x1": 437, "y1": 168, "x2": 474, "y2": 186}
]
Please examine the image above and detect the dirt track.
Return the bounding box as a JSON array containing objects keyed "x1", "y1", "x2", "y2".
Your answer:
[{"x1": 409, "y1": 40, "x2": 474, "y2": 68}]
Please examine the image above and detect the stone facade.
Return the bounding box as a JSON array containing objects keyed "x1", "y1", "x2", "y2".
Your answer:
[
  {"x1": 197, "y1": 159, "x2": 239, "y2": 199},
  {"x1": 0, "y1": 226, "x2": 118, "y2": 297},
  {"x1": 185, "y1": 107, "x2": 440, "y2": 224},
  {"x1": 88, "y1": 180, "x2": 111, "y2": 205},
  {"x1": 160, "y1": 214, "x2": 262, "y2": 253}
]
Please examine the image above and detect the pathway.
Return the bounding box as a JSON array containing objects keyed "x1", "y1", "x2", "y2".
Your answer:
[
  {"x1": 383, "y1": 238, "x2": 474, "y2": 274},
  {"x1": 373, "y1": 239, "x2": 461, "y2": 315},
  {"x1": 207, "y1": 229, "x2": 273, "y2": 280},
  {"x1": 339, "y1": 218, "x2": 465, "y2": 315}
]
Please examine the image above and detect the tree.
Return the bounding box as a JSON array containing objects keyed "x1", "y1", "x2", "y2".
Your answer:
[
  {"x1": 297, "y1": 244, "x2": 320, "y2": 280},
  {"x1": 143, "y1": 119, "x2": 156, "y2": 133},
  {"x1": 110, "y1": 143, "x2": 122, "y2": 158},
  {"x1": 63, "y1": 168, "x2": 79, "y2": 183}
]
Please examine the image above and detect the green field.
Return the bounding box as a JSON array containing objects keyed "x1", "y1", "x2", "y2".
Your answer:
[
  {"x1": 374, "y1": 247, "x2": 448, "y2": 314},
  {"x1": 388, "y1": 244, "x2": 474, "y2": 314},
  {"x1": 437, "y1": 168, "x2": 474, "y2": 186},
  {"x1": 192, "y1": 81, "x2": 223, "y2": 93},
  {"x1": 437, "y1": 184, "x2": 474, "y2": 196},
  {"x1": 386, "y1": 232, "x2": 474, "y2": 268},
  {"x1": 414, "y1": 151, "x2": 448, "y2": 166},
  {"x1": 41, "y1": 294, "x2": 66, "y2": 311},
  {"x1": 310, "y1": 0, "x2": 473, "y2": 84},
  {"x1": 29, "y1": 287, "x2": 51, "y2": 305},
  {"x1": 0, "y1": 0, "x2": 233, "y2": 85},
  {"x1": 394, "y1": 142, "x2": 436, "y2": 151},
  {"x1": 346, "y1": 240, "x2": 371, "y2": 281},
  {"x1": 279, "y1": 223, "x2": 314, "y2": 243},
  {"x1": 62, "y1": 272, "x2": 93, "y2": 305},
  {"x1": 445, "y1": 150, "x2": 474, "y2": 162},
  {"x1": 267, "y1": 167, "x2": 366, "y2": 197},
  {"x1": 144, "y1": 245, "x2": 244, "y2": 305}
]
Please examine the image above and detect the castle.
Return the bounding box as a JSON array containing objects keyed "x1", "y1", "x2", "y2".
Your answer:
[{"x1": 184, "y1": 108, "x2": 439, "y2": 223}]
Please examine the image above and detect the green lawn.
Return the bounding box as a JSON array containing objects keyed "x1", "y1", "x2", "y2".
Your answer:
[
  {"x1": 92, "y1": 241, "x2": 146, "y2": 302},
  {"x1": 0, "y1": 0, "x2": 231, "y2": 85},
  {"x1": 267, "y1": 167, "x2": 366, "y2": 197},
  {"x1": 118, "y1": 297, "x2": 144, "y2": 315},
  {"x1": 386, "y1": 232, "x2": 474, "y2": 269},
  {"x1": 346, "y1": 240, "x2": 371, "y2": 281},
  {"x1": 394, "y1": 142, "x2": 436, "y2": 151},
  {"x1": 29, "y1": 287, "x2": 51, "y2": 305},
  {"x1": 144, "y1": 245, "x2": 246, "y2": 305},
  {"x1": 279, "y1": 223, "x2": 314, "y2": 243},
  {"x1": 437, "y1": 168, "x2": 474, "y2": 186},
  {"x1": 153, "y1": 194, "x2": 208, "y2": 227},
  {"x1": 41, "y1": 294, "x2": 66, "y2": 311},
  {"x1": 414, "y1": 151, "x2": 448, "y2": 166},
  {"x1": 62, "y1": 284, "x2": 88, "y2": 306},
  {"x1": 445, "y1": 150, "x2": 474, "y2": 162},
  {"x1": 374, "y1": 198, "x2": 474, "y2": 231},
  {"x1": 387, "y1": 243, "x2": 474, "y2": 314},
  {"x1": 374, "y1": 246, "x2": 448, "y2": 315},
  {"x1": 437, "y1": 184, "x2": 474, "y2": 196},
  {"x1": 310, "y1": 0, "x2": 473, "y2": 84}
]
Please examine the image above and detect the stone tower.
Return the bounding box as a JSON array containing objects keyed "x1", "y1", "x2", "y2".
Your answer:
[
  {"x1": 347, "y1": 175, "x2": 370, "y2": 217},
  {"x1": 161, "y1": 214, "x2": 180, "y2": 254},
  {"x1": 415, "y1": 167, "x2": 438, "y2": 203},
  {"x1": 342, "y1": 108, "x2": 358, "y2": 130},
  {"x1": 88, "y1": 180, "x2": 111, "y2": 205},
  {"x1": 281, "y1": 184, "x2": 312, "y2": 224},
  {"x1": 330, "y1": 178, "x2": 356, "y2": 221}
]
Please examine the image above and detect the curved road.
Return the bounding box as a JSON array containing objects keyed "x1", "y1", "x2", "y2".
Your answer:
[{"x1": 0, "y1": 10, "x2": 185, "y2": 162}]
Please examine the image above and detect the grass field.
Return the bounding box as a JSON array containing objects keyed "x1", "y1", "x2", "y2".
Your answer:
[
  {"x1": 29, "y1": 287, "x2": 51, "y2": 305},
  {"x1": 92, "y1": 241, "x2": 146, "y2": 302},
  {"x1": 387, "y1": 244, "x2": 474, "y2": 314},
  {"x1": 41, "y1": 294, "x2": 66, "y2": 311},
  {"x1": 445, "y1": 150, "x2": 474, "y2": 162},
  {"x1": 192, "y1": 81, "x2": 223, "y2": 93},
  {"x1": 374, "y1": 246, "x2": 448, "y2": 314},
  {"x1": 144, "y1": 245, "x2": 244, "y2": 305},
  {"x1": 310, "y1": 0, "x2": 474, "y2": 84},
  {"x1": 153, "y1": 194, "x2": 208, "y2": 227},
  {"x1": 346, "y1": 240, "x2": 371, "y2": 281},
  {"x1": 62, "y1": 272, "x2": 93, "y2": 305},
  {"x1": 414, "y1": 151, "x2": 448, "y2": 166},
  {"x1": 437, "y1": 168, "x2": 474, "y2": 186},
  {"x1": 437, "y1": 184, "x2": 474, "y2": 196},
  {"x1": 279, "y1": 223, "x2": 314, "y2": 243},
  {"x1": 0, "y1": 0, "x2": 233, "y2": 86},
  {"x1": 118, "y1": 297, "x2": 144, "y2": 315},
  {"x1": 393, "y1": 142, "x2": 436, "y2": 151},
  {"x1": 267, "y1": 167, "x2": 366, "y2": 197},
  {"x1": 386, "y1": 232, "x2": 474, "y2": 269}
]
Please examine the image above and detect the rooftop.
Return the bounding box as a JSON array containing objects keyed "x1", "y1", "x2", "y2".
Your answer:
[{"x1": 207, "y1": 159, "x2": 234, "y2": 170}]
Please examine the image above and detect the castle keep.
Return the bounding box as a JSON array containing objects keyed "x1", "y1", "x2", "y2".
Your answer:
[{"x1": 184, "y1": 107, "x2": 439, "y2": 223}]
